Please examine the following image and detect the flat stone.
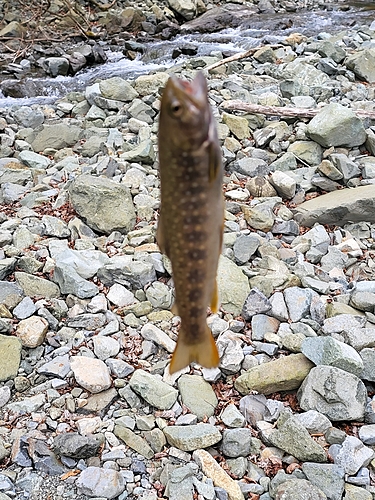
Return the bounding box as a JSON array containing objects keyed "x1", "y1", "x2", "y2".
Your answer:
[
  {"x1": 31, "y1": 123, "x2": 82, "y2": 152},
  {"x1": 178, "y1": 375, "x2": 217, "y2": 421},
  {"x1": 93, "y1": 336, "x2": 120, "y2": 361},
  {"x1": 242, "y1": 288, "x2": 271, "y2": 321},
  {"x1": 70, "y1": 356, "x2": 112, "y2": 394},
  {"x1": 221, "y1": 404, "x2": 246, "y2": 428},
  {"x1": 221, "y1": 428, "x2": 259, "y2": 458},
  {"x1": 15, "y1": 272, "x2": 60, "y2": 299},
  {"x1": 140, "y1": 323, "x2": 176, "y2": 353},
  {"x1": 129, "y1": 369, "x2": 178, "y2": 410},
  {"x1": 107, "y1": 283, "x2": 136, "y2": 307},
  {"x1": 294, "y1": 185, "x2": 375, "y2": 226},
  {"x1": 0, "y1": 334, "x2": 21, "y2": 382},
  {"x1": 12, "y1": 297, "x2": 36, "y2": 320},
  {"x1": 38, "y1": 354, "x2": 70, "y2": 378},
  {"x1": 275, "y1": 478, "x2": 327, "y2": 499},
  {"x1": 53, "y1": 432, "x2": 104, "y2": 458},
  {"x1": 222, "y1": 113, "x2": 250, "y2": 140},
  {"x1": 235, "y1": 353, "x2": 313, "y2": 395},
  {"x1": 7, "y1": 393, "x2": 45, "y2": 414},
  {"x1": 284, "y1": 287, "x2": 313, "y2": 323},
  {"x1": 114, "y1": 426, "x2": 154, "y2": 459},
  {"x1": 163, "y1": 424, "x2": 221, "y2": 452}
]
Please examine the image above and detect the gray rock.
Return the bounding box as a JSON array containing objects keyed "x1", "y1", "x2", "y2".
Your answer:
[
  {"x1": 120, "y1": 140, "x2": 156, "y2": 165},
  {"x1": 12, "y1": 226, "x2": 35, "y2": 250},
  {"x1": 178, "y1": 375, "x2": 218, "y2": 420},
  {"x1": 168, "y1": 0, "x2": 198, "y2": 20},
  {"x1": 15, "y1": 272, "x2": 60, "y2": 299},
  {"x1": 76, "y1": 466, "x2": 125, "y2": 499},
  {"x1": 242, "y1": 288, "x2": 271, "y2": 321},
  {"x1": 31, "y1": 123, "x2": 82, "y2": 152},
  {"x1": 114, "y1": 426, "x2": 154, "y2": 459},
  {"x1": 107, "y1": 283, "x2": 136, "y2": 307},
  {"x1": 233, "y1": 234, "x2": 260, "y2": 265},
  {"x1": 269, "y1": 170, "x2": 296, "y2": 199},
  {"x1": 0, "y1": 258, "x2": 16, "y2": 280},
  {"x1": 217, "y1": 255, "x2": 250, "y2": 316},
  {"x1": 274, "y1": 478, "x2": 327, "y2": 500},
  {"x1": 295, "y1": 410, "x2": 332, "y2": 434},
  {"x1": 251, "y1": 314, "x2": 280, "y2": 341},
  {"x1": 145, "y1": 281, "x2": 173, "y2": 309},
  {"x1": 344, "y1": 483, "x2": 372, "y2": 500},
  {"x1": 294, "y1": 185, "x2": 375, "y2": 226},
  {"x1": 18, "y1": 150, "x2": 51, "y2": 170},
  {"x1": 140, "y1": 323, "x2": 176, "y2": 353},
  {"x1": 0, "y1": 281, "x2": 23, "y2": 309},
  {"x1": 69, "y1": 175, "x2": 136, "y2": 235},
  {"x1": 70, "y1": 356, "x2": 112, "y2": 394},
  {"x1": 269, "y1": 414, "x2": 327, "y2": 462},
  {"x1": 98, "y1": 255, "x2": 156, "y2": 289},
  {"x1": 67, "y1": 313, "x2": 106, "y2": 330},
  {"x1": 44, "y1": 57, "x2": 69, "y2": 77},
  {"x1": 53, "y1": 264, "x2": 99, "y2": 299},
  {"x1": 0, "y1": 386, "x2": 11, "y2": 408},
  {"x1": 346, "y1": 48, "x2": 375, "y2": 83},
  {"x1": 330, "y1": 153, "x2": 361, "y2": 183},
  {"x1": 7, "y1": 393, "x2": 45, "y2": 414},
  {"x1": 106, "y1": 358, "x2": 134, "y2": 378},
  {"x1": 221, "y1": 403, "x2": 246, "y2": 428},
  {"x1": 301, "y1": 336, "x2": 363, "y2": 376},
  {"x1": 322, "y1": 314, "x2": 366, "y2": 335},
  {"x1": 53, "y1": 432, "x2": 104, "y2": 458},
  {"x1": 134, "y1": 72, "x2": 170, "y2": 96},
  {"x1": 13, "y1": 107, "x2": 44, "y2": 129},
  {"x1": 232, "y1": 157, "x2": 270, "y2": 177},
  {"x1": 41, "y1": 215, "x2": 70, "y2": 238},
  {"x1": 343, "y1": 327, "x2": 375, "y2": 351},
  {"x1": 288, "y1": 140, "x2": 323, "y2": 166},
  {"x1": 38, "y1": 354, "x2": 70, "y2": 378},
  {"x1": 163, "y1": 424, "x2": 221, "y2": 451},
  {"x1": 297, "y1": 366, "x2": 367, "y2": 421},
  {"x1": 129, "y1": 369, "x2": 178, "y2": 410},
  {"x1": 302, "y1": 463, "x2": 344, "y2": 500},
  {"x1": 12, "y1": 296, "x2": 36, "y2": 320},
  {"x1": 332, "y1": 436, "x2": 374, "y2": 475},
  {"x1": 358, "y1": 424, "x2": 375, "y2": 445},
  {"x1": 360, "y1": 348, "x2": 375, "y2": 382},
  {"x1": 307, "y1": 103, "x2": 366, "y2": 148},
  {"x1": 284, "y1": 287, "x2": 312, "y2": 322},
  {"x1": 0, "y1": 334, "x2": 21, "y2": 382},
  {"x1": 221, "y1": 428, "x2": 259, "y2": 458},
  {"x1": 235, "y1": 353, "x2": 313, "y2": 396}
]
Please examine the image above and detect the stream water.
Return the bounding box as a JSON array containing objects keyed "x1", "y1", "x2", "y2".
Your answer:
[{"x1": 0, "y1": 2, "x2": 374, "y2": 108}]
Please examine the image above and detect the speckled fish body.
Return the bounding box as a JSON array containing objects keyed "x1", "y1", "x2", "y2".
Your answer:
[{"x1": 157, "y1": 71, "x2": 223, "y2": 374}]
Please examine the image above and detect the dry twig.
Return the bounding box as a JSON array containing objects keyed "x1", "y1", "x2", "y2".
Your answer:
[{"x1": 220, "y1": 100, "x2": 375, "y2": 120}]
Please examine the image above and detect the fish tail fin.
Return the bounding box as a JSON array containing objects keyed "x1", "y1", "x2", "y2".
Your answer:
[
  {"x1": 210, "y1": 280, "x2": 219, "y2": 314},
  {"x1": 169, "y1": 325, "x2": 220, "y2": 374}
]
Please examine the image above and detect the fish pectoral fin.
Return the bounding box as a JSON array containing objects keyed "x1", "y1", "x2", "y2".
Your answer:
[
  {"x1": 169, "y1": 325, "x2": 220, "y2": 374},
  {"x1": 208, "y1": 126, "x2": 221, "y2": 183},
  {"x1": 210, "y1": 280, "x2": 220, "y2": 314}
]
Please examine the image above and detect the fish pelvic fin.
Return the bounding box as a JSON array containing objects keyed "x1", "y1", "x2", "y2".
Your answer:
[
  {"x1": 169, "y1": 325, "x2": 220, "y2": 374},
  {"x1": 210, "y1": 280, "x2": 219, "y2": 314}
]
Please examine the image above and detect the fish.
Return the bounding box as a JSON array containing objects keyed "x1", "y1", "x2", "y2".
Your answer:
[{"x1": 157, "y1": 71, "x2": 224, "y2": 374}]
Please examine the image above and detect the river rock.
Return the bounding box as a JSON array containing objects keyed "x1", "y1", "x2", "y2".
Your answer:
[
  {"x1": 134, "y1": 72, "x2": 170, "y2": 96},
  {"x1": 93, "y1": 336, "x2": 120, "y2": 360},
  {"x1": 269, "y1": 170, "x2": 296, "y2": 199},
  {"x1": 275, "y1": 478, "x2": 327, "y2": 500},
  {"x1": 297, "y1": 366, "x2": 367, "y2": 421},
  {"x1": 18, "y1": 151, "x2": 51, "y2": 170},
  {"x1": 302, "y1": 463, "x2": 345, "y2": 500},
  {"x1": 193, "y1": 449, "x2": 244, "y2": 500},
  {"x1": 53, "y1": 432, "x2": 104, "y2": 458},
  {"x1": 168, "y1": 0, "x2": 198, "y2": 20},
  {"x1": 140, "y1": 323, "x2": 176, "y2": 353},
  {"x1": 70, "y1": 356, "x2": 112, "y2": 393},
  {"x1": 178, "y1": 375, "x2": 217, "y2": 420},
  {"x1": 114, "y1": 426, "x2": 154, "y2": 459},
  {"x1": 163, "y1": 424, "x2": 221, "y2": 451},
  {"x1": 222, "y1": 113, "x2": 250, "y2": 140},
  {"x1": 294, "y1": 185, "x2": 375, "y2": 226},
  {"x1": 268, "y1": 415, "x2": 327, "y2": 462},
  {"x1": 307, "y1": 103, "x2": 366, "y2": 148},
  {"x1": 38, "y1": 354, "x2": 70, "y2": 378},
  {"x1": 15, "y1": 316, "x2": 49, "y2": 348},
  {"x1": 69, "y1": 175, "x2": 136, "y2": 234},
  {"x1": 221, "y1": 428, "x2": 259, "y2": 458},
  {"x1": 301, "y1": 336, "x2": 363, "y2": 376},
  {"x1": 0, "y1": 281, "x2": 23, "y2": 309},
  {"x1": 0, "y1": 334, "x2": 21, "y2": 382},
  {"x1": 99, "y1": 77, "x2": 138, "y2": 101},
  {"x1": 31, "y1": 123, "x2": 82, "y2": 152},
  {"x1": 344, "y1": 483, "x2": 372, "y2": 500},
  {"x1": 221, "y1": 404, "x2": 246, "y2": 428},
  {"x1": 217, "y1": 255, "x2": 250, "y2": 315},
  {"x1": 7, "y1": 393, "x2": 46, "y2": 414},
  {"x1": 14, "y1": 272, "x2": 60, "y2": 299},
  {"x1": 129, "y1": 369, "x2": 178, "y2": 410},
  {"x1": 295, "y1": 410, "x2": 332, "y2": 434},
  {"x1": 345, "y1": 47, "x2": 375, "y2": 83},
  {"x1": 76, "y1": 466, "x2": 125, "y2": 499},
  {"x1": 235, "y1": 353, "x2": 313, "y2": 395},
  {"x1": 332, "y1": 436, "x2": 374, "y2": 475}
]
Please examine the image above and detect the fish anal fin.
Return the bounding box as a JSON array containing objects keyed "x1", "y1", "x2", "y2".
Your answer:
[
  {"x1": 208, "y1": 123, "x2": 221, "y2": 183},
  {"x1": 169, "y1": 325, "x2": 219, "y2": 374},
  {"x1": 157, "y1": 214, "x2": 168, "y2": 255},
  {"x1": 171, "y1": 301, "x2": 179, "y2": 316},
  {"x1": 210, "y1": 280, "x2": 219, "y2": 314}
]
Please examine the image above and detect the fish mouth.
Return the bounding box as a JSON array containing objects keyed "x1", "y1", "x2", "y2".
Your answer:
[{"x1": 168, "y1": 71, "x2": 207, "y2": 110}]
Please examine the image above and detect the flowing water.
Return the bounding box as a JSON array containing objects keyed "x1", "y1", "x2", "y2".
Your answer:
[{"x1": 0, "y1": 2, "x2": 374, "y2": 108}]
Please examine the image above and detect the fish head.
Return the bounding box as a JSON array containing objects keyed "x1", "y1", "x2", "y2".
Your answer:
[{"x1": 159, "y1": 71, "x2": 212, "y2": 151}]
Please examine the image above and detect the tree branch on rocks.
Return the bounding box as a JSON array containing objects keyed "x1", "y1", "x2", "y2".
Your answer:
[
  {"x1": 220, "y1": 100, "x2": 375, "y2": 120},
  {"x1": 204, "y1": 45, "x2": 283, "y2": 72},
  {"x1": 87, "y1": 0, "x2": 117, "y2": 11}
]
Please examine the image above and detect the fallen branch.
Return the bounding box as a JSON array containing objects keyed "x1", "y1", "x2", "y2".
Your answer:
[
  {"x1": 204, "y1": 44, "x2": 283, "y2": 72},
  {"x1": 220, "y1": 100, "x2": 375, "y2": 120}
]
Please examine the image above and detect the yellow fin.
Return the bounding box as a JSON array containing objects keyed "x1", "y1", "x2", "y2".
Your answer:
[
  {"x1": 171, "y1": 302, "x2": 179, "y2": 316},
  {"x1": 210, "y1": 280, "x2": 219, "y2": 314},
  {"x1": 169, "y1": 325, "x2": 219, "y2": 374}
]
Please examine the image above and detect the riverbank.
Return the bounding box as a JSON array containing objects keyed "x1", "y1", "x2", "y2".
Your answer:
[{"x1": 1, "y1": 2, "x2": 375, "y2": 500}]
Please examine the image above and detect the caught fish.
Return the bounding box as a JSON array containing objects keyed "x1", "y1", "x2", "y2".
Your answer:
[{"x1": 157, "y1": 71, "x2": 224, "y2": 374}]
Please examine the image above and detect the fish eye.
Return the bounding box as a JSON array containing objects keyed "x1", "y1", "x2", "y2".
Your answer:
[{"x1": 170, "y1": 100, "x2": 183, "y2": 116}]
